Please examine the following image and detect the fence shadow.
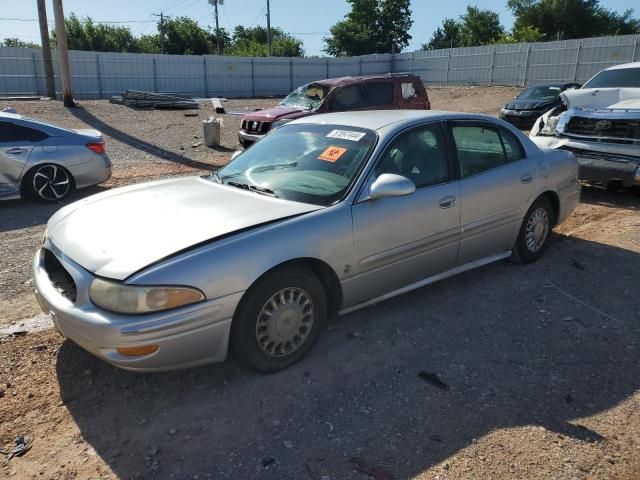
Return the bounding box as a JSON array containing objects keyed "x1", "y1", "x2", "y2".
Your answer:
[
  {"x1": 68, "y1": 107, "x2": 218, "y2": 172},
  {"x1": 57, "y1": 234, "x2": 640, "y2": 479}
]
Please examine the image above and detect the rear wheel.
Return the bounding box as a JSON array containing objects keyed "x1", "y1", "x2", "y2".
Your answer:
[
  {"x1": 512, "y1": 196, "x2": 553, "y2": 264},
  {"x1": 23, "y1": 164, "x2": 73, "y2": 203},
  {"x1": 230, "y1": 267, "x2": 327, "y2": 372}
]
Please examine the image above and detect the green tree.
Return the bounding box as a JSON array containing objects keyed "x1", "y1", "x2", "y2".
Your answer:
[
  {"x1": 324, "y1": 0, "x2": 413, "y2": 56},
  {"x1": 422, "y1": 18, "x2": 461, "y2": 49},
  {"x1": 228, "y1": 26, "x2": 303, "y2": 57},
  {"x1": 2, "y1": 38, "x2": 40, "y2": 48},
  {"x1": 458, "y1": 6, "x2": 505, "y2": 46},
  {"x1": 161, "y1": 16, "x2": 212, "y2": 55},
  {"x1": 54, "y1": 14, "x2": 141, "y2": 52},
  {"x1": 507, "y1": 0, "x2": 639, "y2": 40}
]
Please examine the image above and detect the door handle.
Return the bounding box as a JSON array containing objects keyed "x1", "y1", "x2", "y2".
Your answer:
[
  {"x1": 6, "y1": 147, "x2": 28, "y2": 154},
  {"x1": 438, "y1": 196, "x2": 456, "y2": 209},
  {"x1": 520, "y1": 173, "x2": 533, "y2": 184}
]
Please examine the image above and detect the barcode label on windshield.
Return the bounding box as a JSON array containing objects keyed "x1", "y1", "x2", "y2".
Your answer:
[{"x1": 326, "y1": 130, "x2": 366, "y2": 142}]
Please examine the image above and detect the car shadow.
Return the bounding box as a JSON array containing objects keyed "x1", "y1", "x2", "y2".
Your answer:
[
  {"x1": 57, "y1": 235, "x2": 639, "y2": 479},
  {"x1": 67, "y1": 107, "x2": 219, "y2": 171},
  {"x1": 0, "y1": 185, "x2": 108, "y2": 233},
  {"x1": 579, "y1": 184, "x2": 640, "y2": 211}
]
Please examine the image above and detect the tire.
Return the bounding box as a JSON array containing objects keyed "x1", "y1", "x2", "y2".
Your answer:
[
  {"x1": 230, "y1": 267, "x2": 327, "y2": 372},
  {"x1": 511, "y1": 196, "x2": 553, "y2": 264},
  {"x1": 23, "y1": 164, "x2": 74, "y2": 203}
]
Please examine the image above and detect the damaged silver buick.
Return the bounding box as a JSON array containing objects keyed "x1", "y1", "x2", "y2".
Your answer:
[{"x1": 530, "y1": 62, "x2": 640, "y2": 188}]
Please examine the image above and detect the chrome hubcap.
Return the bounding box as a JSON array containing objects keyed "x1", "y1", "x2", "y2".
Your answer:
[
  {"x1": 33, "y1": 165, "x2": 70, "y2": 200},
  {"x1": 256, "y1": 287, "x2": 314, "y2": 357},
  {"x1": 525, "y1": 207, "x2": 549, "y2": 253}
]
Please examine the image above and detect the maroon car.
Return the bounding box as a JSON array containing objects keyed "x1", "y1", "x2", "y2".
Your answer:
[{"x1": 238, "y1": 73, "x2": 430, "y2": 147}]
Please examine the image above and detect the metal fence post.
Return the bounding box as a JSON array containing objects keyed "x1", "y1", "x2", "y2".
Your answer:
[
  {"x1": 572, "y1": 41, "x2": 581, "y2": 82},
  {"x1": 96, "y1": 54, "x2": 103, "y2": 98},
  {"x1": 152, "y1": 58, "x2": 158, "y2": 92},
  {"x1": 409, "y1": 52, "x2": 414, "y2": 73},
  {"x1": 289, "y1": 59, "x2": 293, "y2": 91},
  {"x1": 633, "y1": 38, "x2": 639, "y2": 62},
  {"x1": 203, "y1": 57, "x2": 209, "y2": 98},
  {"x1": 358, "y1": 57, "x2": 362, "y2": 75},
  {"x1": 446, "y1": 52, "x2": 451, "y2": 85},
  {"x1": 489, "y1": 45, "x2": 496, "y2": 86},
  {"x1": 251, "y1": 59, "x2": 255, "y2": 98},
  {"x1": 31, "y1": 52, "x2": 39, "y2": 95},
  {"x1": 326, "y1": 59, "x2": 330, "y2": 79},
  {"x1": 522, "y1": 45, "x2": 531, "y2": 87}
]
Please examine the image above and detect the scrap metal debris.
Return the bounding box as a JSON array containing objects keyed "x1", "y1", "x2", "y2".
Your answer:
[
  {"x1": 110, "y1": 90, "x2": 199, "y2": 110},
  {"x1": 1, "y1": 435, "x2": 33, "y2": 461},
  {"x1": 417, "y1": 371, "x2": 450, "y2": 391},
  {"x1": 211, "y1": 98, "x2": 226, "y2": 114}
]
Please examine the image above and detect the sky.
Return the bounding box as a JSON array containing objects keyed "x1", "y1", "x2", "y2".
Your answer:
[{"x1": 0, "y1": 0, "x2": 634, "y2": 56}]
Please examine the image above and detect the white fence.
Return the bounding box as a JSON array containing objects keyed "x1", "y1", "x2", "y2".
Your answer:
[{"x1": 1, "y1": 34, "x2": 639, "y2": 99}]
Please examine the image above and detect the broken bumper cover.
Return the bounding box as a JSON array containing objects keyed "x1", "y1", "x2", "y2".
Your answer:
[
  {"x1": 33, "y1": 244, "x2": 243, "y2": 372},
  {"x1": 531, "y1": 136, "x2": 640, "y2": 186},
  {"x1": 238, "y1": 129, "x2": 263, "y2": 146}
]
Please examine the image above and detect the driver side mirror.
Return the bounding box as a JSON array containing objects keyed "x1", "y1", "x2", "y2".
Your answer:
[{"x1": 367, "y1": 173, "x2": 415, "y2": 200}]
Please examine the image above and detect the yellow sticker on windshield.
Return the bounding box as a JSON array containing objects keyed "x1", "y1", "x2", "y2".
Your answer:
[{"x1": 318, "y1": 146, "x2": 347, "y2": 163}]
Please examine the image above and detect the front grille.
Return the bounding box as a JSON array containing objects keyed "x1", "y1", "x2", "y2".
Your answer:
[
  {"x1": 243, "y1": 120, "x2": 271, "y2": 134},
  {"x1": 43, "y1": 249, "x2": 77, "y2": 302},
  {"x1": 565, "y1": 116, "x2": 640, "y2": 143}
]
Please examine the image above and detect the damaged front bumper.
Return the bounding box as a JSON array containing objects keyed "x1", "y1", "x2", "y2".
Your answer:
[{"x1": 532, "y1": 136, "x2": 640, "y2": 187}]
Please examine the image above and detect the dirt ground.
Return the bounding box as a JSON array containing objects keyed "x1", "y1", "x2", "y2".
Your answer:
[{"x1": 1, "y1": 86, "x2": 639, "y2": 479}]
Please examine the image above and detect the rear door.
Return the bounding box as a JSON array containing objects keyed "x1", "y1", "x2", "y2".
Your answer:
[
  {"x1": 349, "y1": 122, "x2": 461, "y2": 305},
  {"x1": 398, "y1": 78, "x2": 429, "y2": 109},
  {"x1": 0, "y1": 121, "x2": 45, "y2": 195},
  {"x1": 361, "y1": 80, "x2": 397, "y2": 110},
  {"x1": 445, "y1": 120, "x2": 536, "y2": 265}
]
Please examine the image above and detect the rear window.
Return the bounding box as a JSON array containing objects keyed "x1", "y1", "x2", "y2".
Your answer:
[
  {"x1": 583, "y1": 68, "x2": 640, "y2": 88},
  {"x1": 0, "y1": 121, "x2": 48, "y2": 142}
]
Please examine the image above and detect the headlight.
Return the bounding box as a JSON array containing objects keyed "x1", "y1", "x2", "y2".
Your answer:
[
  {"x1": 272, "y1": 119, "x2": 291, "y2": 129},
  {"x1": 89, "y1": 278, "x2": 205, "y2": 314}
]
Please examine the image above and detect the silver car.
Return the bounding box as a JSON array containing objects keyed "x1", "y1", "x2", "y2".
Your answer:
[
  {"x1": 33, "y1": 111, "x2": 580, "y2": 372},
  {"x1": 0, "y1": 112, "x2": 111, "y2": 202}
]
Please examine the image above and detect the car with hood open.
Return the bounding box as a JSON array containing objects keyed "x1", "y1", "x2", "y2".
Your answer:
[
  {"x1": 499, "y1": 82, "x2": 581, "y2": 130},
  {"x1": 530, "y1": 62, "x2": 640, "y2": 188},
  {"x1": 238, "y1": 73, "x2": 430, "y2": 147},
  {"x1": 34, "y1": 110, "x2": 579, "y2": 373}
]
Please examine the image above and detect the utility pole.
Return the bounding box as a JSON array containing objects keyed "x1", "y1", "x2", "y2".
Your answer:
[
  {"x1": 36, "y1": 0, "x2": 55, "y2": 98},
  {"x1": 208, "y1": 0, "x2": 223, "y2": 55},
  {"x1": 266, "y1": 0, "x2": 272, "y2": 56},
  {"x1": 51, "y1": 0, "x2": 75, "y2": 107},
  {"x1": 153, "y1": 12, "x2": 165, "y2": 54}
]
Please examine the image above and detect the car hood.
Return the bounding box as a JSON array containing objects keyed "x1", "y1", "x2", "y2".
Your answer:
[
  {"x1": 561, "y1": 87, "x2": 640, "y2": 110},
  {"x1": 242, "y1": 105, "x2": 313, "y2": 122},
  {"x1": 47, "y1": 176, "x2": 321, "y2": 280},
  {"x1": 504, "y1": 100, "x2": 556, "y2": 110}
]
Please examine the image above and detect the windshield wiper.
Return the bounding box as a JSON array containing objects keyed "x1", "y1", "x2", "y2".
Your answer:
[
  {"x1": 249, "y1": 162, "x2": 299, "y2": 173},
  {"x1": 227, "y1": 181, "x2": 278, "y2": 198}
]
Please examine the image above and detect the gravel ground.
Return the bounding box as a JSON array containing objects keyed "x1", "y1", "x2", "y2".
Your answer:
[{"x1": 1, "y1": 86, "x2": 639, "y2": 479}]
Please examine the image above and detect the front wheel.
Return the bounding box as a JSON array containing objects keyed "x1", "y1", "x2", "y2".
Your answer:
[
  {"x1": 512, "y1": 196, "x2": 553, "y2": 264},
  {"x1": 23, "y1": 164, "x2": 73, "y2": 203},
  {"x1": 230, "y1": 267, "x2": 327, "y2": 372}
]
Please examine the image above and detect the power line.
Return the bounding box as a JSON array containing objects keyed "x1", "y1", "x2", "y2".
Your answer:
[{"x1": 0, "y1": 17, "x2": 155, "y2": 24}]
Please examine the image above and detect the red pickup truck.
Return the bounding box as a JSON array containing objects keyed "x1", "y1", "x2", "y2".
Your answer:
[{"x1": 238, "y1": 73, "x2": 430, "y2": 147}]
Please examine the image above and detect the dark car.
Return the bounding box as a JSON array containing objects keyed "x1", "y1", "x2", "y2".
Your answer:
[
  {"x1": 238, "y1": 73, "x2": 430, "y2": 147},
  {"x1": 499, "y1": 82, "x2": 581, "y2": 130}
]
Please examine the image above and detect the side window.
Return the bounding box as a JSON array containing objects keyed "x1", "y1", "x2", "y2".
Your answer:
[
  {"x1": 401, "y1": 82, "x2": 417, "y2": 100},
  {"x1": 332, "y1": 85, "x2": 363, "y2": 111},
  {"x1": 451, "y1": 126, "x2": 507, "y2": 178},
  {"x1": 375, "y1": 125, "x2": 449, "y2": 189},
  {"x1": 364, "y1": 82, "x2": 394, "y2": 106},
  {"x1": 0, "y1": 122, "x2": 48, "y2": 143},
  {"x1": 499, "y1": 128, "x2": 525, "y2": 162}
]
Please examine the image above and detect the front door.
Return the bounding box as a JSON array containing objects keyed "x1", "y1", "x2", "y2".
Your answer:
[
  {"x1": 348, "y1": 122, "x2": 461, "y2": 306},
  {"x1": 0, "y1": 121, "x2": 37, "y2": 198}
]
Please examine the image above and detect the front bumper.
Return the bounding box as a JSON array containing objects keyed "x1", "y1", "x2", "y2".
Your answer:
[
  {"x1": 499, "y1": 110, "x2": 541, "y2": 129},
  {"x1": 33, "y1": 243, "x2": 243, "y2": 372},
  {"x1": 531, "y1": 136, "x2": 640, "y2": 187},
  {"x1": 238, "y1": 129, "x2": 264, "y2": 147}
]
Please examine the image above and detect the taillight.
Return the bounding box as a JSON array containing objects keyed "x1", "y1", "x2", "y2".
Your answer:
[{"x1": 86, "y1": 142, "x2": 105, "y2": 154}]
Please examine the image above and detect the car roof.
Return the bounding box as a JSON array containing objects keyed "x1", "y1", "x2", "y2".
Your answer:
[
  {"x1": 604, "y1": 62, "x2": 640, "y2": 71},
  {"x1": 289, "y1": 110, "x2": 498, "y2": 131},
  {"x1": 313, "y1": 73, "x2": 421, "y2": 87}
]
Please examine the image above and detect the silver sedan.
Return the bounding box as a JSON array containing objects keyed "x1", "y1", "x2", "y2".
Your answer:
[
  {"x1": 0, "y1": 112, "x2": 111, "y2": 202},
  {"x1": 33, "y1": 111, "x2": 580, "y2": 372}
]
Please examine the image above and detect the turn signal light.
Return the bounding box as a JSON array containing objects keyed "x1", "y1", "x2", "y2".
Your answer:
[
  {"x1": 86, "y1": 142, "x2": 106, "y2": 154},
  {"x1": 116, "y1": 345, "x2": 158, "y2": 357}
]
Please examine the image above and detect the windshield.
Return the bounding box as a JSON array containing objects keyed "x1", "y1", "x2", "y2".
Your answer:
[
  {"x1": 583, "y1": 68, "x2": 640, "y2": 88},
  {"x1": 517, "y1": 85, "x2": 562, "y2": 101},
  {"x1": 279, "y1": 83, "x2": 330, "y2": 110},
  {"x1": 215, "y1": 124, "x2": 377, "y2": 206}
]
